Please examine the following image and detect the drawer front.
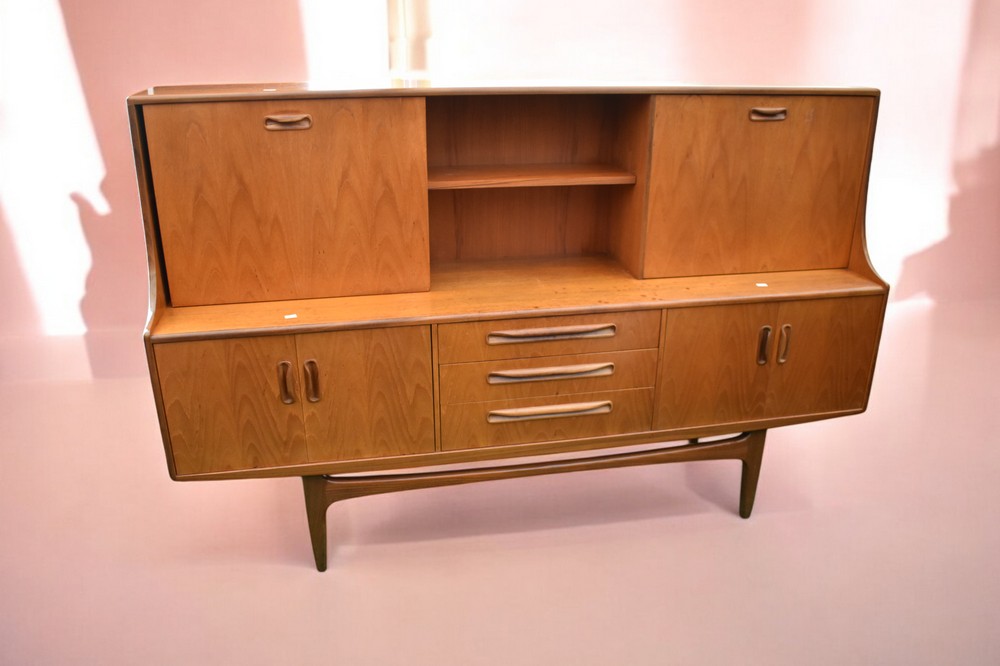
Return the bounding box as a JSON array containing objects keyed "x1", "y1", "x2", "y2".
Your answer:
[
  {"x1": 439, "y1": 349, "x2": 657, "y2": 405},
  {"x1": 438, "y1": 310, "x2": 660, "y2": 363},
  {"x1": 441, "y1": 388, "x2": 654, "y2": 450},
  {"x1": 144, "y1": 97, "x2": 429, "y2": 306}
]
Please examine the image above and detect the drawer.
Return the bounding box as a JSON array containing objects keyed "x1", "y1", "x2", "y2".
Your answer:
[
  {"x1": 439, "y1": 349, "x2": 657, "y2": 405},
  {"x1": 441, "y1": 388, "x2": 654, "y2": 450},
  {"x1": 438, "y1": 310, "x2": 660, "y2": 363}
]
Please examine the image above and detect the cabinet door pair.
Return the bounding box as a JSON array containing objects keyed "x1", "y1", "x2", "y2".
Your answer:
[
  {"x1": 154, "y1": 327, "x2": 434, "y2": 475},
  {"x1": 655, "y1": 296, "x2": 883, "y2": 429}
]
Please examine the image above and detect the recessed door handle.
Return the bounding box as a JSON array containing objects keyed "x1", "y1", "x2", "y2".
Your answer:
[
  {"x1": 264, "y1": 113, "x2": 312, "y2": 130},
  {"x1": 303, "y1": 359, "x2": 321, "y2": 403},
  {"x1": 750, "y1": 107, "x2": 788, "y2": 121},
  {"x1": 487, "y1": 400, "x2": 613, "y2": 423},
  {"x1": 277, "y1": 361, "x2": 296, "y2": 404},
  {"x1": 487, "y1": 362, "x2": 615, "y2": 384},
  {"x1": 757, "y1": 325, "x2": 773, "y2": 365},
  {"x1": 486, "y1": 323, "x2": 616, "y2": 345},
  {"x1": 777, "y1": 324, "x2": 792, "y2": 364}
]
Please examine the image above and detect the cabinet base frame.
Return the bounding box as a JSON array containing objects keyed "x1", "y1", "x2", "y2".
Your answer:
[{"x1": 302, "y1": 430, "x2": 766, "y2": 571}]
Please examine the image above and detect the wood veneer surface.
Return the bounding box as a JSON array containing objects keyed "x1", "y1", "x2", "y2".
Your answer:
[
  {"x1": 144, "y1": 97, "x2": 429, "y2": 306},
  {"x1": 644, "y1": 94, "x2": 875, "y2": 277},
  {"x1": 149, "y1": 258, "x2": 887, "y2": 341}
]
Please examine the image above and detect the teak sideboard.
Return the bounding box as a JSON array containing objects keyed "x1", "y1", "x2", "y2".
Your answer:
[{"x1": 128, "y1": 84, "x2": 887, "y2": 570}]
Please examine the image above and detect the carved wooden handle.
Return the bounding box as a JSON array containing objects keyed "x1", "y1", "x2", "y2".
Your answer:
[
  {"x1": 487, "y1": 400, "x2": 613, "y2": 423},
  {"x1": 303, "y1": 359, "x2": 321, "y2": 402},
  {"x1": 757, "y1": 326, "x2": 773, "y2": 365},
  {"x1": 264, "y1": 114, "x2": 313, "y2": 130},
  {"x1": 777, "y1": 324, "x2": 792, "y2": 364},
  {"x1": 750, "y1": 107, "x2": 788, "y2": 121},
  {"x1": 487, "y1": 362, "x2": 615, "y2": 385},
  {"x1": 486, "y1": 323, "x2": 616, "y2": 345},
  {"x1": 277, "y1": 361, "x2": 296, "y2": 404}
]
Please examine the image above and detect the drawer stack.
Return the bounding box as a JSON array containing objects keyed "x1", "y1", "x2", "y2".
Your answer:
[{"x1": 437, "y1": 311, "x2": 661, "y2": 450}]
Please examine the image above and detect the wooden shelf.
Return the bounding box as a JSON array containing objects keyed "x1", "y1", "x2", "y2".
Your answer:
[
  {"x1": 427, "y1": 164, "x2": 636, "y2": 190},
  {"x1": 150, "y1": 256, "x2": 886, "y2": 342}
]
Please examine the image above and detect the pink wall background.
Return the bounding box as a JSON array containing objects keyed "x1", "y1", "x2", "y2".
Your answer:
[{"x1": 1, "y1": 0, "x2": 996, "y2": 380}]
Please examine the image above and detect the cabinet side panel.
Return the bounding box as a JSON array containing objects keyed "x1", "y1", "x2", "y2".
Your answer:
[
  {"x1": 298, "y1": 326, "x2": 436, "y2": 461},
  {"x1": 154, "y1": 337, "x2": 308, "y2": 475},
  {"x1": 144, "y1": 97, "x2": 429, "y2": 305},
  {"x1": 607, "y1": 96, "x2": 653, "y2": 277}
]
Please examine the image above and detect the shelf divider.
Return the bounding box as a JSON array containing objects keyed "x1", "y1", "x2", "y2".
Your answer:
[{"x1": 427, "y1": 163, "x2": 636, "y2": 190}]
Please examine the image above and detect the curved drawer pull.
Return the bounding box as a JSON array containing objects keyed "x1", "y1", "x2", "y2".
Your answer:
[
  {"x1": 487, "y1": 323, "x2": 616, "y2": 345},
  {"x1": 277, "y1": 361, "x2": 296, "y2": 405},
  {"x1": 264, "y1": 113, "x2": 313, "y2": 130},
  {"x1": 750, "y1": 107, "x2": 788, "y2": 121},
  {"x1": 487, "y1": 362, "x2": 615, "y2": 385},
  {"x1": 487, "y1": 400, "x2": 613, "y2": 424}
]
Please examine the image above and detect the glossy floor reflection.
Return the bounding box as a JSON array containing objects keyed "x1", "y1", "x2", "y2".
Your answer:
[{"x1": 2, "y1": 297, "x2": 998, "y2": 664}]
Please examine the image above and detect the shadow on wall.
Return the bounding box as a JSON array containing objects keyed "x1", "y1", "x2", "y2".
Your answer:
[
  {"x1": 894, "y1": 138, "x2": 1000, "y2": 303},
  {"x1": 895, "y1": 0, "x2": 1000, "y2": 304},
  {"x1": 56, "y1": 0, "x2": 309, "y2": 377}
]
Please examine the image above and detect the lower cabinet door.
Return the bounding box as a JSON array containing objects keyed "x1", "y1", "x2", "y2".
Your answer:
[
  {"x1": 297, "y1": 327, "x2": 436, "y2": 461},
  {"x1": 154, "y1": 336, "x2": 309, "y2": 475},
  {"x1": 765, "y1": 295, "x2": 883, "y2": 417},
  {"x1": 654, "y1": 302, "x2": 775, "y2": 429},
  {"x1": 654, "y1": 296, "x2": 884, "y2": 430}
]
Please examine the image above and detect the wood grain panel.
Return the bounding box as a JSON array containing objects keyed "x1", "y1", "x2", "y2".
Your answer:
[
  {"x1": 438, "y1": 310, "x2": 661, "y2": 363},
  {"x1": 154, "y1": 336, "x2": 308, "y2": 475},
  {"x1": 644, "y1": 95, "x2": 875, "y2": 277},
  {"x1": 149, "y1": 257, "x2": 886, "y2": 341},
  {"x1": 425, "y1": 95, "x2": 619, "y2": 167},
  {"x1": 428, "y1": 187, "x2": 610, "y2": 262},
  {"x1": 297, "y1": 327, "x2": 435, "y2": 461},
  {"x1": 441, "y1": 388, "x2": 654, "y2": 451},
  {"x1": 654, "y1": 303, "x2": 775, "y2": 429},
  {"x1": 144, "y1": 97, "x2": 429, "y2": 306},
  {"x1": 439, "y1": 348, "x2": 658, "y2": 404},
  {"x1": 766, "y1": 295, "x2": 883, "y2": 417}
]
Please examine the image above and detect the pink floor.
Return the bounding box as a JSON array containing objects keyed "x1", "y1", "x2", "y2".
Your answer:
[{"x1": 2, "y1": 296, "x2": 998, "y2": 664}]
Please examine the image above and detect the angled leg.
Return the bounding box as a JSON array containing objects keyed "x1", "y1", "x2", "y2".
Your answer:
[
  {"x1": 302, "y1": 476, "x2": 332, "y2": 572},
  {"x1": 738, "y1": 430, "x2": 767, "y2": 518}
]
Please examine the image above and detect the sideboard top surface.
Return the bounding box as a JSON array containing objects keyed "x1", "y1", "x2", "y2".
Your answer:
[{"x1": 128, "y1": 82, "x2": 881, "y2": 105}]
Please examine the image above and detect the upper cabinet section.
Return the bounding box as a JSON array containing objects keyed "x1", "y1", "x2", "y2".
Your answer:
[
  {"x1": 643, "y1": 94, "x2": 875, "y2": 277},
  {"x1": 131, "y1": 86, "x2": 882, "y2": 331},
  {"x1": 143, "y1": 97, "x2": 429, "y2": 306},
  {"x1": 424, "y1": 94, "x2": 650, "y2": 264}
]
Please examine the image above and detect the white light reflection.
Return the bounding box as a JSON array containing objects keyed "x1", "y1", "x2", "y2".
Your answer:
[
  {"x1": 0, "y1": 0, "x2": 106, "y2": 335},
  {"x1": 298, "y1": 2, "x2": 391, "y2": 88}
]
